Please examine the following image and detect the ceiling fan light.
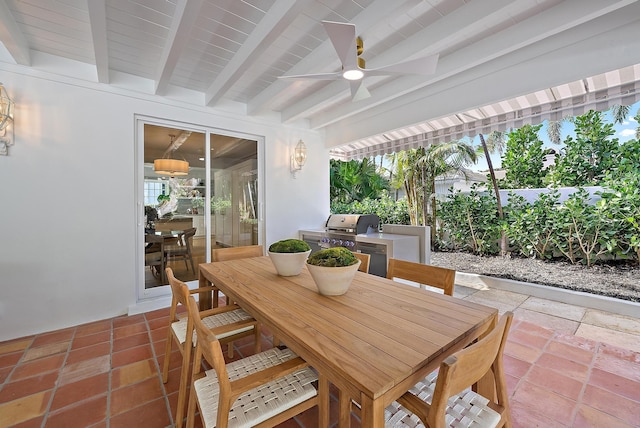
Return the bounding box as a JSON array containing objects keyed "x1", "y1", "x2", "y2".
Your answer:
[{"x1": 343, "y1": 69, "x2": 364, "y2": 81}]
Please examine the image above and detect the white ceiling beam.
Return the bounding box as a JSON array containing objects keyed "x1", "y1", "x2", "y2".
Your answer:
[
  {"x1": 87, "y1": 0, "x2": 109, "y2": 83},
  {"x1": 205, "y1": 0, "x2": 310, "y2": 106},
  {"x1": 0, "y1": 1, "x2": 30, "y2": 66},
  {"x1": 308, "y1": 0, "x2": 638, "y2": 130},
  {"x1": 246, "y1": 0, "x2": 421, "y2": 115},
  {"x1": 154, "y1": 0, "x2": 206, "y2": 95}
]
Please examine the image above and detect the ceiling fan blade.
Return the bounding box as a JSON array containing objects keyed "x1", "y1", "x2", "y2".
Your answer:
[
  {"x1": 322, "y1": 20, "x2": 358, "y2": 70},
  {"x1": 350, "y1": 80, "x2": 371, "y2": 102},
  {"x1": 366, "y1": 54, "x2": 439, "y2": 76},
  {"x1": 278, "y1": 72, "x2": 342, "y2": 80}
]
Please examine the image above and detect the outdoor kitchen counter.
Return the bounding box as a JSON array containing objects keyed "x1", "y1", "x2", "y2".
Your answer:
[
  {"x1": 356, "y1": 233, "x2": 420, "y2": 270},
  {"x1": 356, "y1": 232, "x2": 419, "y2": 246}
]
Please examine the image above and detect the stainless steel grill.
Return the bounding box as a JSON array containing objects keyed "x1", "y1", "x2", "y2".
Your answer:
[{"x1": 321, "y1": 214, "x2": 380, "y2": 250}]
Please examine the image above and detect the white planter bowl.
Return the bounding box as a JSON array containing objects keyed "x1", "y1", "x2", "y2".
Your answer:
[
  {"x1": 268, "y1": 250, "x2": 311, "y2": 276},
  {"x1": 306, "y1": 260, "x2": 361, "y2": 296}
]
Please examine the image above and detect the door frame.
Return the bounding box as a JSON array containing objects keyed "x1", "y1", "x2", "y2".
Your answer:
[{"x1": 133, "y1": 114, "x2": 265, "y2": 306}]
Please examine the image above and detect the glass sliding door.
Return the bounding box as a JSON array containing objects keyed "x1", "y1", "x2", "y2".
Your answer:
[
  {"x1": 210, "y1": 136, "x2": 258, "y2": 249},
  {"x1": 142, "y1": 123, "x2": 207, "y2": 290},
  {"x1": 137, "y1": 117, "x2": 262, "y2": 300}
]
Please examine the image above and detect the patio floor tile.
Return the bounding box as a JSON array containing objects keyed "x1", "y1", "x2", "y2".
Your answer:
[{"x1": 1, "y1": 282, "x2": 639, "y2": 427}]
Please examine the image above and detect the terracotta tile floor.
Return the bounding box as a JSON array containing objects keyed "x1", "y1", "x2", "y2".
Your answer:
[{"x1": 1, "y1": 301, "x2": 639, "y2": 427}]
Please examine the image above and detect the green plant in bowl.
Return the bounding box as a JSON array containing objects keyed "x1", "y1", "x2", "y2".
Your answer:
[
  {"x1": 268, "y1": 239, "x2": 311, "y2": 276},
  {"x1": 269, "y1": 239, "x2": 311, "y2": 253},
  {"x1": 306, "y1": 247, "x2": 360, "y2": 296},
  {"x1": 307, "y1": 247, "x2": 358, "y2": 267}
]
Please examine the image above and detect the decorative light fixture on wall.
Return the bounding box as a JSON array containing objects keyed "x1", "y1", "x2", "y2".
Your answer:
[
  {"x1": 0, "y1": 83, "x2": 15, "y2": 156},
  {"x1": 154, "y1": 134, "x2": 189, "y2": 176},
  {"x1": 290, "y1": 139, "x2": 307, "y2": 177}
]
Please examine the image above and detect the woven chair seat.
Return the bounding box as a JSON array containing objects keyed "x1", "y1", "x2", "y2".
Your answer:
[
  {"x1": 385, "y1": 371, "x2": 501, "y2": 428},
  {"x1": 171, "y1": 308, "x2": 254, "y2": 344},
  {"x1": 194, "y1": 347, "x2": 318, "y2": 427}
]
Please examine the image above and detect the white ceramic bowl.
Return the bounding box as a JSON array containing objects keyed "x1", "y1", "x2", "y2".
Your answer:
[
  {"x1": 268, "y1": 250, "x2": 311, "y2": 276},
  {"x1": 306, "y1": 260, "x2": 361, "y2": 296}
]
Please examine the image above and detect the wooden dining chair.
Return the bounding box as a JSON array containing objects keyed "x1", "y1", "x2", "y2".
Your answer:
[
  {"x1": 185, "y1": 294, "x2": 327, "y2": 428},
  {"x1": 352, "y1": 251, "x2": 371, "y2": 273},
  {"x1": 386, "y1": 312, "x2": 514, "y2": 428},
  {"x1": 211, "y1": 245, "x2": 263, "y2": 304},
  {"x1": 165, "y1": 227, "x2": 197, "y2": 273},
  {"x1": 163, "y1": 268, "x2": 261, "y2": 428},
  {"x1": 145, "y1": 233, "x2": 166, "y2": 283},
  {"x1": 387, "y1": 258, "x2": 456, "y2": 296}
]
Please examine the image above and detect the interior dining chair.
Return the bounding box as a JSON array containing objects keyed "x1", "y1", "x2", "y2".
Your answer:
[
  {"x1": 185, "y1": 294, "x2": 327, "y2": 428},
  {"x1": 165, "y1": 227, "x2": 197, "y2": 274},
  {"x1": 387, "y1": 258, "x2": 456, "y2": 296},
  {"x1": 211, "y1": 245, "x2": 264, "y2": 305},
  {"x1": 163, "y1": 267, "x2": 261, "y2": 428},
  {"x1": 144, "y1": 233, "x2": 166, "y2": 284},
  {"x1": 352, "y1": 251, "x2": 371, "y2": 273},
  {"x1": 386, "y1": 312, "x2": 514, "y2": 428}
]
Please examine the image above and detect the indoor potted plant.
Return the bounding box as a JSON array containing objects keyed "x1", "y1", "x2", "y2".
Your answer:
[
  {"x1": 306, "y1": 247, "x2": 361, "y2": 296},
  {"x1": 268, "y1": 239, "x2": 312, "y2": 276}
]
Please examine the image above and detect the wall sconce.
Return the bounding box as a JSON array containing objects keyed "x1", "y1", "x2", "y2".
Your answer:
[
  {"x1": 290, "y1": 139, "x2": 307, "y2": 177},
  {"x1": 0, "y1": 83, "x2": 14, "y2": 156}
]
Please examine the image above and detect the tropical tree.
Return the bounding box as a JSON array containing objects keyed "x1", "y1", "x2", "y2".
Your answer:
[
  {"x1": 547, "y1": 110, "x2": 620, "y2": 186},
  {"x1": 610, "y1": 104, "x2": 630, "y2": 124},
  {"x1": 389, "y1": 140, "x2": 477, "y2": 229},
  {"x1": 477, "y1": 130, "x2": 507, "y2": 255},
  {"x1": 420, "y1": 140, "x2": 477, "y2": 228},
  {"x1": 330, "y1": 158, "x2": 389, "y2": 204},
  {"x1": 499, "y1": 124, "x2": 547, "y2": 189}
]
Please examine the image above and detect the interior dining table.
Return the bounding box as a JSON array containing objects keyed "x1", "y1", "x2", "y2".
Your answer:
[{"x1": 198, "y1": 256, "x2": 498, "y2": 428}]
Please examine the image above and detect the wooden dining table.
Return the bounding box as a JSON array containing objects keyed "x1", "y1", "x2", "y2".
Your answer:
[{"x1": 198, "y1": 256, "x2": 498, "y2": 427}]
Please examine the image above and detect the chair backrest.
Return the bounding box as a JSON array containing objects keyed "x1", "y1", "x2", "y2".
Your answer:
[
  {"x1": 166, "y1": 267, "x2": 191, "y2": 322},
  {"x1": 186, "y1": 295, "x2": 229, "y2": 389},
  {"x1": 212, "y1": 245, "x2": 264, "y2": 261},
  {"x1": 145, "y1": 233, "x2": 165, "y2": 258},
  {"x1": 429, "y1": 312, "x2": 513, "y2": 427},
  {"x1": 353, "y1": 252, "x2": 371, "y2": 273},
  {"x1": 181, "y1": 227, "x2": 197, "y2": 250},
  {"x1": 387, "y1": 258, "x2": 455, "y2": 296}
]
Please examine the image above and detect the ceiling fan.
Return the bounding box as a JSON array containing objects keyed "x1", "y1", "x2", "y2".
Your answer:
[{"x1": 278, "y1": 20, "x2": 439, "y2": 101}]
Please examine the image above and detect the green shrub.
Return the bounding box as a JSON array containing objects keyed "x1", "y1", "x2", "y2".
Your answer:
[
  {"x1": 438, "y1": 185, "x2": 502, "y2": 255},
  {"x1": 330, "y1": 191, "x2": 410, "y2": 225},
  {"x1": 307, "y1": 247, "x2": 358, "y2": 267},
  {"x1": 268, "y1": 239, "x2": 310, "y2": 253},
  {"x1": 506, "y1": 190, "x2": 559, "y2": 259}
]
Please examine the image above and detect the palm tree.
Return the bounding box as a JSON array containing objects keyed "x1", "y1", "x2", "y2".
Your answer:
[
  {"x1": 389, "y1": 140, "x2": 477, "y2": 231},
  {"x1": 418, "y1": 140, "x2": 477, "y2": 228},
  {"x1": 610, "y1": 104, "x2": 630, "y2": 124},
  {"x1": 330, "y1": 158, "x2": 389, "y2": 204},
  {"x1": 546, "y1": 120, "x2": 563, "y2": 145}
]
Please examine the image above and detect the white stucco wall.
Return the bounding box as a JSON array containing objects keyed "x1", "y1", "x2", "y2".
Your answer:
[{"x1": 0, "y1": 65, "x2": 329, "y2": 341}]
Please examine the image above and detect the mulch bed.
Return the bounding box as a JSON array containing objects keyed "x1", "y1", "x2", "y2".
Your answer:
[{"x1": 430, "y1": 251, "x2": 640, "y2": 303}]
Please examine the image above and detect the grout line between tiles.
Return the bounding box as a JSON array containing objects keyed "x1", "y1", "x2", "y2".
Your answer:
[
  {"x1": 39, "y1": 328, "x2": 75, "y2": 427},
  {"x1": 105, "y1": 318, "x2": 113, "y2": 428},
  {"x1": 568, "y1": 339, "x2": 600, "y2": 427},
  {"x1": 144, "y1": 311, "x2": 175, "y2": 427}
]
